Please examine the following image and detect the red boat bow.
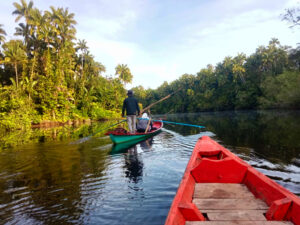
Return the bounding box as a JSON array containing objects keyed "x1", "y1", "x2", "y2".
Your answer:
[{"x1": 165, "y1": 136, "x2": 300, "y2": 225}]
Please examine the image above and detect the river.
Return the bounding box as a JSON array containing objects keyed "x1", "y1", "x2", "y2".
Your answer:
[{"x1": 0, "y1": 110, "x2": 300, "y2": 224}]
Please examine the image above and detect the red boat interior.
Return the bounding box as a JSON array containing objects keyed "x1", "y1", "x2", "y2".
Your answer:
[
  {"x1": 106, "y1": 121, "x2": 162, "y2": 136},
  {"x1": 165, "y1": 136, "x2": 300, "y2": 225}
]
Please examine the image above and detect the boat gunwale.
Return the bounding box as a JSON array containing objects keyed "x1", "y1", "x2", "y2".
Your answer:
[
  {"x1": 107, "y1": 121, "x2": 163, "y2": 136},
  {"x1": 164, "y1": 136, "x2": 300, "y2": 225}
]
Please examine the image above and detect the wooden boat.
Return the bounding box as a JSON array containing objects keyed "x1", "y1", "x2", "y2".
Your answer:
[
  {"x1": 106, "y1": 121, "x2": 163, "y2": 144},
  {"x1": 165, "y1": 136, "x2": 300, "y2": 225}
]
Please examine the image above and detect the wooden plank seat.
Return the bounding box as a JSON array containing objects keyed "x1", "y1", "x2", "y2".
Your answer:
[
  {"x1": 193, "y1": 183, "x2": 256, "y2": 199},
  {"x1": 188, "y1": 183, "x2": 293, "y2": 224}
]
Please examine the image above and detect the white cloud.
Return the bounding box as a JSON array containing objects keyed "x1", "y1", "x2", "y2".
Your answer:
[
  {"x1": 284, "y1": 0, "x2": 300, "y2": 8},
  {"x1": 130, "y1": 63, "x2": 180, "y2": 88},
  {"x1": 77, "y1": 8, "x2": 138, "y2": 38}
]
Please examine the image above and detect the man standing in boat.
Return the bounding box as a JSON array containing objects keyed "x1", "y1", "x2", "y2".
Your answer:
[{"x1": 122, "y1": 90, "x2": 140, "y2": 133}]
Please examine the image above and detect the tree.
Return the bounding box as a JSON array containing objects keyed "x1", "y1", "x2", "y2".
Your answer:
[
  {"x1": 12, "y1": 0, "x2": 34, "y2": 54},
  {"x1": 76, "y1": 39, "x2": 88, "y2": 78},
  {"x1": 1, "y1": 40, "x2": 27, "y2": 87},
  {"x1": 115, "y1": 64, "x2": 133, "y2": 85},
  {"x1": 232, "y1": 53, "x2": 246, "y2": 83},
  {"x1": 48, "y1": 6, "x2": 77, "y2": 48},
  {"x1": 282, "y1": 6, "x2": 300, "y2": 28},
  {"x1": 12, "y1": 0, "x2": 34, "y2": 23},
  {"x1": 0, "y1": 24, "x2": 6, "y2": 46}
]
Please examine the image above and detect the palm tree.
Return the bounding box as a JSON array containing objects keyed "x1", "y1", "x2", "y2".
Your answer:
[
  {"x1": 12, "y1": 0, "x2": 34, "y2": 23},
  {"x1": 13, "y1": 0, "x2": 34, "y2": 54},
  {"x1": 14, "y1": 22, "x2": 31, "y2": 40},
  {"x1": 0, "y1": 24, "x2": 6, "y2": 45},
  {"x1": 232, "y1": 53, "x2": 246, "y2": 83},
  {"x1": 115, "y1": 64, "x2": 133, "y2": 85},
  {"x1": 76, "y1": 39, "x2": 88, "y2": 74},
  {"x1": 49, "y1": 6, "x2": 77, "y2": 47},
  {"x1": 1, "y1": 40, "x2": 27, "y2": 87}
]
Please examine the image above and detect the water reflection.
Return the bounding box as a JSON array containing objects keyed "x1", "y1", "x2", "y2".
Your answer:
[
  {"x1": 0, "y1": 110, "x2": 299, "y2": 224},
  {"x1": 140, "y1": 137, "x2": 153, "y2": 151},
  {"x1": 124, "y1": 145, "x2": 143, "y2": 183},
  {"x1": 161, "y1": 110, "x2": 300, "y2": 165},
  {"x1": 122, "y1": 138, "x2": 154, "y2": 183},
  {"x1": 0, "y1": 131, "x2": 113, "y2": 224}
]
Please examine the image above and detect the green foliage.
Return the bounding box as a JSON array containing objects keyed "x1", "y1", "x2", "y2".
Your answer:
[
  {"x1": 0, "y1": 24, "x2": 6, "y2": 45},
  {"x1": 0, "y1": 85, "x2": 38, "y2": 130},
  {"x1": 133, "y1": 39, "x2": 299, "y2": 114},
  {"x1": 0, "y1": 0, "x2": 128, "y2": 130},
  {"x1": 259, "y1": 71, "x2": 300, "y2": 108},
  {"x1": 115, "y1": 64, "x2": 133, "y2": 85}
]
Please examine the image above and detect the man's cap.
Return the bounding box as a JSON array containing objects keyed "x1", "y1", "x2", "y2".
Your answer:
[{"x1": 127, "y1": 90, "x2": 133, "y2": 95}]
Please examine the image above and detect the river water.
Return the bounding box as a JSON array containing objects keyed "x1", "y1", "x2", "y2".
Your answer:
[{"x1": 0, "y1": 110, "x2": 300, "y2": 225}]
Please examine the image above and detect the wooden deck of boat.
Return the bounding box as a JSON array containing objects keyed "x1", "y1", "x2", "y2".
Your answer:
[{"x1": 186, "y1": 183, "x2": 293, "y2": 225}]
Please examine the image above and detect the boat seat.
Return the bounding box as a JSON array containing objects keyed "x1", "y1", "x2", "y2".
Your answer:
[{"x1": 189, "y1": 183, "x2": 293, "y2": 225}]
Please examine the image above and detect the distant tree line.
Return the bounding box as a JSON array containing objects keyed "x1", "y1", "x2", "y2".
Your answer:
[
  {"x1": 134, "y1": 38, "x2": 300, "y2": 114},
  {"x1": 133, "y1": 6, "x2": 300, "y2": 114},
  {"x1": 0, "y1": 0, "x2": 133, "y2": 130}
]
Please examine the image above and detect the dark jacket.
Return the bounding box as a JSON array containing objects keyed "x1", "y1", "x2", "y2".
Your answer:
[{"x1": 122, "y1": 96, "x2": 140, "y2": 116}]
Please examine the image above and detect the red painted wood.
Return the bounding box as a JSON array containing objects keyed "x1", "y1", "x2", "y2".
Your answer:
[
  {"x1": 164, "y1": 138, "x2": 205, "y2": 225},
  {"x1": 164, "y1": 136, "x2": 300, "y2": 225},
  {"x1": 266, "y1": 198, "x2": 292, "y2": 220},
  {"x1": 244, "y1": 168, "x2": 287, "y2": 205},
  {"x1": 106, "y1": 121, "x2": 163, "y2": 135},
  {"x1": 191, "y1": 157, "x2": 248, "y2": 183},
  {"x1": 286, "y1": 202, "x2": 300, "y2": 224}
]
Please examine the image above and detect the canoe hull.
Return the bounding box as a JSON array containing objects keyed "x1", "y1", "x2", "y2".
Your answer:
[
  {"x1": 165, "y1": 136, "x2": 300, "y2": 225},
  {"x1": 107, "y1": 121, "x2": 163, "y2": 144},
  {"x1": 110, "y1": 137, "x2": 155, "y2": 154},
  {"x1": 109, "y1": 130, "x2": 160, "y2": 144}
]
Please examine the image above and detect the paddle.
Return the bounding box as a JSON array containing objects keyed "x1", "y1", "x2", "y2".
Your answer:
[
  {"x1": 157, "y1": 120, "x2": 205, "y2": 128},
  {"x1": 138, "y1": 118, "x2": 205, "y2": 128},
  {"x1": 71, "y1": 119, "x2": 127, "y2": 144}
]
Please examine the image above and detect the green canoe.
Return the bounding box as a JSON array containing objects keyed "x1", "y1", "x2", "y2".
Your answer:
[{"x1": 107, "y1": 121, "x2": 163, "y2": 144}]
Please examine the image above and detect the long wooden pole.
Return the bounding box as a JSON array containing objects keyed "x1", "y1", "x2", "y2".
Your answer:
[
  {"x1": 144, "y1": 118, "x2": 152, "y2": 134},
  {"x1": 141, "y1": 88, "x2": 182, "y2": 114}
]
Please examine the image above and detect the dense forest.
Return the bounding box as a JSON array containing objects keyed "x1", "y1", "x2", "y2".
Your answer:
[
  {"x1": 0, "y1": 0, "x2": 134, "y2": 130},
  {"x1": 1, "y1": 0, "x2": 299, "y2": 131},
  {"x1": 133, "y1": 38, "x2": 300, "y2": 114}
]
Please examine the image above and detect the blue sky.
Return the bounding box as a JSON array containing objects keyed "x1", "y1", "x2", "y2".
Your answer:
[{"x1": 1, "y1": 0, "x2": 299, "y2": 89}]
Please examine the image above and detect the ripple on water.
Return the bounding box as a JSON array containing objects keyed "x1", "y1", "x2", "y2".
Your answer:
[{"x1": 1, "y1": 112, "x2": 300, "y2": 225}]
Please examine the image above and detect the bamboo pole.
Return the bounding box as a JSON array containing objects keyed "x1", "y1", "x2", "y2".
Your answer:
[
  {"x1": 144, "y1": 118, "x2": 152, "y2": 134},
  {"x1": 141, "y1": 88, "x2": 182, "y2": 114}
]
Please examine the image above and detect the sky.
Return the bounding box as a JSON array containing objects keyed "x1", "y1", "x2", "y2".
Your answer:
[{"x1": 1, "y1": 0, "x2": 299, "y2": 89}]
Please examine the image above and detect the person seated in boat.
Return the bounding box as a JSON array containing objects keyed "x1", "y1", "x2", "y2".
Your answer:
[{"x1": 137, "y1": 113, "x2": 152, "y2": 132}]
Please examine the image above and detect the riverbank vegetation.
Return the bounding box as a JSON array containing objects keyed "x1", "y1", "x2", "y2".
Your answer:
[
  {"x1": 0, "y1": 0, "x2": 133, "y2": 130},
  {"x1": 133, "y1": 38, "x2": 300, "y2": 114}
]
